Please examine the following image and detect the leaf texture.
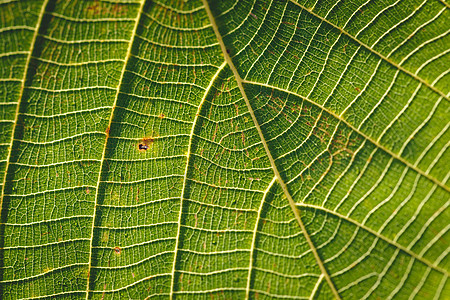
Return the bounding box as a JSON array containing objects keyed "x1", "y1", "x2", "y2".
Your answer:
[{"x1": 0, "y1": 0, "x2": 449, "y2": 299}]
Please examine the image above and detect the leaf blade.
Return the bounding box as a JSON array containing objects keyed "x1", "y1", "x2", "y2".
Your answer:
[{"x1": 0, "y1": 0, "x2": 449, "y2": 299}]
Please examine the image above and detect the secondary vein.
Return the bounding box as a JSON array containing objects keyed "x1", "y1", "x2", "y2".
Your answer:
[
  {"x1": 84, "y1": 0, "x2": 147, "y2": 298},
  {"x1": 202, "y1": 0, "x2": 342, "y2": 298},
  {"x1": 289, "y1": 0, "x2": 449, "y2": 102},
  {"x1": 169, "y1": 61, "x2": 227, "y2": 299},
  {"x1": 0, "y1": 0, "x2": 50, "y2": 224}
]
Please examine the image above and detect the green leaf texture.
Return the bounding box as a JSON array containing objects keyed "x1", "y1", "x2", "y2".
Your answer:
[{"x1": 0, "y1": 0, "x2": 449, "y2": 299}]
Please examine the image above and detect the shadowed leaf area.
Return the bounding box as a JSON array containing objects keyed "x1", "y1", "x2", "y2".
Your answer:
[{"x1": 0, "y1": 0, "x2": 449, "y2": 299}]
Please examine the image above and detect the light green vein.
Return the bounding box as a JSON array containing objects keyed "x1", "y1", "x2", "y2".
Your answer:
[
  {"x1": 245, "y1": 176, "x2": 277, "y2": 299},
  {"x1": 310, "y1": 274, "x2": 325, "y2": 300},
  {"x1": 0, "y1": 0, "x2": 50, "y2": 223},
  {"x1": 202, "y1": 0, "x2": 341, "y2": 298},
  {"x1": 290, "y1": 0, "x2": 449, "y2": 101},
  {"x1": 84, "y1": 0, "x2": 146, "y2": 298},
  {"x1": 243, "y1": 80, "x2": 449, "y2": 193},
  {"x1": 169, "y1": 60, "x2": 227, "y2": 300},
  {"x1": 298, "y1": 202, "x2": 449, "y2": 276},
  {"x1": 438, "y1": 0, "x2": 450, "y2": 9}
]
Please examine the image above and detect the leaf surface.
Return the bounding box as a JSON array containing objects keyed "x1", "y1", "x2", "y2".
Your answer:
[{"x1": 0, "y1": 0, "x2": 449, "y2": 299}]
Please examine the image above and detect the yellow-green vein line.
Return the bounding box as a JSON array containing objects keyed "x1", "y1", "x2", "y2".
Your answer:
[
  {"x1": 245, "y1": 176, "x2": 277, "y2": 299},
  {"x1": 202, "y1": 0, "x2": 341, "y2": 298},
  {"x1": 290, "y1": 0, "x2": 449, "y2": 102},
  {"x1": 0, "y1": 0, "x2": 50, "y2": 226},
  {"x1": 299, "y1": 202, "x2": 449, "y2": 276},
  {"x1": 244, "y1": 80, "x2": 449, "y2": 193},
  {"x1": 84, "y1": 0, "x2": 146, "y2": 298},
  {"x1": 169, "y1": 60, "x2": 227, "y2": 299}
]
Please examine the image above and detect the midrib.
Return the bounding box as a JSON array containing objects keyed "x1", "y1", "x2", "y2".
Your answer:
[{"x1": 202, "y1": 0, "x2": 342, "y2": 299}]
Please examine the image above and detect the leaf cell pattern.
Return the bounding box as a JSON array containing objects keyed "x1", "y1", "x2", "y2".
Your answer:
[{"x1": 0, "y1": 0, "x2": 448, "y2": 299}]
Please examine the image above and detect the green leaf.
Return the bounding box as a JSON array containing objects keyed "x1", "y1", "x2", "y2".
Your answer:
[{"x1": 1, "y1": 0, "x2": 449, "y2": 299}]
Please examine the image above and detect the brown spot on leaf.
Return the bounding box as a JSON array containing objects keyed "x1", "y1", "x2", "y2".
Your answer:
[{"x1": 138, "y1": 137, "x2": 154, "y2": 151}]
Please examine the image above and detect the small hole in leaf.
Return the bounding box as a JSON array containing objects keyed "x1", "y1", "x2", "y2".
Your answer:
[
  {"x1": 226, "y1": 49, "x2": 230, "y2": 54},
  {"x1": 113, "y1": 247, "x2": 121, "y2": 254},
  {"x1": 138, "y1": 137, "x2": 154, "y2": 151},
  {"x1": 139, "y1": 144, "x2": 149, "y2": 150}
]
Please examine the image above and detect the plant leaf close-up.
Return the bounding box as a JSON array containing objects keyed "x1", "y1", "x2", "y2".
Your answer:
[{"x1": 0, "y1": 0, "x2": 449, "y2": 299}]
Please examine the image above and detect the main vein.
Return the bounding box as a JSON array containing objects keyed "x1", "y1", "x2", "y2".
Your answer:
[
  {"x1": 202, "y1": 0, "x2": 341, "y2": 299},
  {"x1": 84, "y1": 0, "x2": 146, "y2": 298},
  {"x1": 169, "y1": 61, "x2": 227, "y2": 299}
]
